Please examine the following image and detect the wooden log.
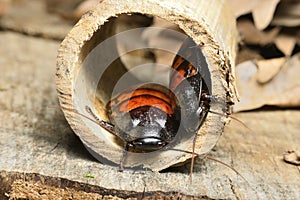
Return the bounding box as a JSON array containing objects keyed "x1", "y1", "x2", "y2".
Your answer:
[{"x1": 56, "y1": 0, "x2": 238, "y2": 171}]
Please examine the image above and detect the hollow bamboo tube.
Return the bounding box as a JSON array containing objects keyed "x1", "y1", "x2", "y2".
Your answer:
[{"x1": 56, "y1": 0, "x2": 237, "y2": 171}]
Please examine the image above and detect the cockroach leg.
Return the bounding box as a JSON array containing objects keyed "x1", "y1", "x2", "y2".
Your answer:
[
  {"x1": 85, "y1": 106, "x2": 115, "y2": 131},
  {"x1": 119, "y1": 143, "x2": 130, "y2": 172},
  {"x1": 190, "y1": 130, "x2": 198, "y2": 184},
  {"x1": 200, "y1": 91, "x2": 220, "y2": 104},
  {"x1": 196, "y1": 106, "x2": 203, "y2": 116}
]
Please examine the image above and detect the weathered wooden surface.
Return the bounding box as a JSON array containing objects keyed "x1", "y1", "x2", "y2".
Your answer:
[{"x1": 1, "y1": 31, "x2": 300, "y2": 199}]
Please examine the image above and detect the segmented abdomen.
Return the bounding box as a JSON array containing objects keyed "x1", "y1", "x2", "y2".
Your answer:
[{"x1": 108, "y1": 86, "x2": 177, "y2": 117}]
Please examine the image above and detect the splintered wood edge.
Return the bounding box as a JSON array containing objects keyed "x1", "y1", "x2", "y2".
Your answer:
[
  {"x1": 56, "y1": 0, "x2": 237, "y2": 171},
  {"x1": 0, "y1": 171, "x2": 204, "y2": 199}
]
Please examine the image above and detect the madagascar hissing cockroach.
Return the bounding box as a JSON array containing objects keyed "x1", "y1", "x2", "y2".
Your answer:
[{"x1": 169, "y1": 37, "x2": 211, "y2": 134}]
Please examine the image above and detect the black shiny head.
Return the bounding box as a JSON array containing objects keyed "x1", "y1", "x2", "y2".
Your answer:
[{"x1": 131, "y1": 137, "x2": 167, "y2": 152}]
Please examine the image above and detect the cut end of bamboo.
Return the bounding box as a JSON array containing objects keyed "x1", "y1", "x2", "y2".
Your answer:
[{"x1": 56, "y1": 0, "x2": 237, "y2": 171}]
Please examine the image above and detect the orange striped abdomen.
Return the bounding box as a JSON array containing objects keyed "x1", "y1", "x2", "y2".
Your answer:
[{"x1": 109, "y1": 86, "x2": 176, "y2": 116}]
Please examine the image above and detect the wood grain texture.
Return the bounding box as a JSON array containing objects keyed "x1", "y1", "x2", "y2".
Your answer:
[{"x1": 1, "y1": 32, "x2": 299, "y2": 199}]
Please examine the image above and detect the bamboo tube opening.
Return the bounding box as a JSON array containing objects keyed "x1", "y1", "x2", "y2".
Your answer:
[{"x1": 56, "y1": 0, "x2": 237, "y2": 171}]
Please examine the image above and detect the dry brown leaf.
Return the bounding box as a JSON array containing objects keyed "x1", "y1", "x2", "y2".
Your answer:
[
  {"x1": 275, "y1": 34, "x2": 297, "y2": 56},
  {"x1": 227, "y1": 0, "x2": 281, "y2": 30},
  {"x1": 272, "y1": 16, "x2": 300, "y2": 27},
  {"x1": 142, "y1": 17, "x2": 184, "y2": 66},
  {"x1": 252, "y1": 0, "x2": 280, "y2": 30},
  {"x1": 234, "y1": 53, "x2": 300, "y2": 112},
  {"x1": 226, "y1": 0, "x2": 259, "y2": 17},
  {"x1": 236, "y1": 46, "x2": 263, "y2": 64},
  {"x1": 272, "y1": 0, "x2": 300, "y2": 27},
  {"x1": 237, "y1": 19, "x2": 280, "y2": 45},
  {"x1": 0, "y1": 0, "x2": 10, "y2": 16},
  {"x1": 256, "y1": 57, "x2": 286, "y2": 83},
  {"x1": 283, "y1": 150, "x2": 300, "y2": 166}
]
